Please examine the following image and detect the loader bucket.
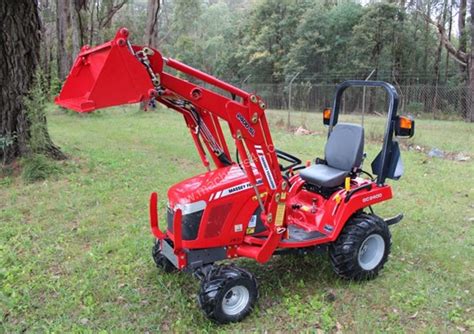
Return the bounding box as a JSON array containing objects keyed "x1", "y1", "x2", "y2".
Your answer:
[{"x1": 55, "y1": 28, "x2": 163, "y2": 112}]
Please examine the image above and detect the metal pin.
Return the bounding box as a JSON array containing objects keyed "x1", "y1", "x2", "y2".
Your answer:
[
  {"x1": 143, "y1": 47, "x2": 154, "y2": 56},
  {"x1": 251, "y1": 113, "x2": 258, "y2": 124},
  {"x1": 267, "y1": 213, "x2": 273, "y2": 223}
]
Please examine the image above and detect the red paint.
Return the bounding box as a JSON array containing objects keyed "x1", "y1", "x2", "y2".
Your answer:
[
  {"x1": 56, "y1": 28, "x2": 398, "y2": 270},
  {"x1": 149, "y1": 192, "x2": 165, "y2": 239}
]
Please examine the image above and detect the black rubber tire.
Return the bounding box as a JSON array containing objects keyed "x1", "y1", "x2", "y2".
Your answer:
[
  {"x1": 152, "y1": 240, "x2": 176, "y2": 273},
  {"x1": 198, "y1": 265, "x2": 258, "y2": 324},
  {"x1": 329, "y1": 213, "x2": 391, "y2": 280}
]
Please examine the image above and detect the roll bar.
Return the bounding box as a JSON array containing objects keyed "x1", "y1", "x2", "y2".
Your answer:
[{"x1": 328, "y1": 80, "x2": 400, "y2": 185}]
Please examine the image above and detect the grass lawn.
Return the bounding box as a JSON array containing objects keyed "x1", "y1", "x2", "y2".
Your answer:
[{"x1": 1, "y1": 105, "x2": 473, "y2": 332}]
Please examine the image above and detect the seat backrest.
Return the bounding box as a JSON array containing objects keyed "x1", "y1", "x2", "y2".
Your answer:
[{"x1": 325, "y1": 123, "x2": 364, "y2": 171}]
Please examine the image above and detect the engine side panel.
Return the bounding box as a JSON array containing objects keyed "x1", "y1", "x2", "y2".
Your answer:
[{"x1": 166, "y1": 165, "x2": 266, "y2": 248}]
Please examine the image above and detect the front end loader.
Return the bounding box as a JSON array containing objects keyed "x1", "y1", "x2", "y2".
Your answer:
[{"x1": 56, "y1": 28, "x2": 414, "y2": 324}]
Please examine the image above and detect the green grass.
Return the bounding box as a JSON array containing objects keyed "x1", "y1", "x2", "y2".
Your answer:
[
  {"x1": 20, "y1": 154, "x2": 62, "y2": 183},
  {"x1": 1, "y1": 105, "x2": 473, "y2": 332}
]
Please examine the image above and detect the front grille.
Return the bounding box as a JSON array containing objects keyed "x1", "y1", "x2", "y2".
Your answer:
[
  {"x1": 166, "y1": 206, "x2": 203, "y2": 240},
  {"x1": 167, "y1": 206, "x2": 174, "y2": 232}
]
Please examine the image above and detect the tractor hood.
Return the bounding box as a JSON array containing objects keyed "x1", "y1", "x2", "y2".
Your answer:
[{"x1": 167, "y1": 165, "x2": 261, "y2": 212}]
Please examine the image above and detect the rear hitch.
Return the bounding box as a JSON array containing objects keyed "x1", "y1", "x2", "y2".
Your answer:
[{"x1": 384, "y1": 213, "x2": 404, "y2": 226}]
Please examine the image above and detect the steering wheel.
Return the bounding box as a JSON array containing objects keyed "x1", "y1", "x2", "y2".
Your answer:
[{"x1": 275, "y1": 148, "x2": 302, "y2": 172}]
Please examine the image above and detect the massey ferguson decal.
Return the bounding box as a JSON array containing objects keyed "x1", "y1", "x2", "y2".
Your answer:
[
  {"x1": 255, "y1": 145, "x2": 276, "y2": 189},
  {"x1": 236, "y1": 113, "x2": 255, "y2": 137},
  {"x1": 209, "y1": 179, "x2": 263, "y2": 201}
]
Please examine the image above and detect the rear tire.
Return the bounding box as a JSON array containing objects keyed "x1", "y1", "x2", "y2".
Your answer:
[
  {"x1": 329, "y1": 213, "x2": 391, "y2": 280},
  {"x1": 152, "y1": 240, "x2": 176, "y2": 273},
  {"x1": 198, "y1": 265, "x2": 258, "y2": 324}
]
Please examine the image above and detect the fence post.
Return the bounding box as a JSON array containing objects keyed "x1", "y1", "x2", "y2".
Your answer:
[
  {"x1": 287, "y1": 72, "x2": 300, "y2": 129},
  {"x1": 361, "y1": 69, "x2": 376, "y2": 127},
  {"x1": 241, "y1": 74, "x2": 251, "y2": 89}
]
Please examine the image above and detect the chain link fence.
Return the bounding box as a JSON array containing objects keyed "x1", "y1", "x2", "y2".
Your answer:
[{"x1": 241, "y1": 83, "x2": 472, "y2": 120}]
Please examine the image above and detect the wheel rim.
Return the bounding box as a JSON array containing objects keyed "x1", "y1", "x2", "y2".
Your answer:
[
  {"x1": 221, "y1": 285, "x2": 250, "y2": 316},
  {"x1": 358, "y1": 234, "x2": 385, "y2": 270}
]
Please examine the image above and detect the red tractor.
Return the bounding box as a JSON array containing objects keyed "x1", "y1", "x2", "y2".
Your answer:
[{"x1": 56, "y1": 28, "x2": 415, "y2": 324}]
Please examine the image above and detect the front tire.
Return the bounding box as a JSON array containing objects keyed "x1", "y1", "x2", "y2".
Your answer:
[
  {"x1": 329, "y1": 213, "x2": 391, "y2": 280},
  {"x1": 198, "y1": 265, "x2": 258, "y2": 324}
]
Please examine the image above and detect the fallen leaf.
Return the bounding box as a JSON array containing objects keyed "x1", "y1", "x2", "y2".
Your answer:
[
  {"x1": 409, "y1": 311, "x2": 418, "y2": 319},
  {"x1": 336, "y1": 321, "x2": 343, "y2": 333},
  {"x1": 294, "y1": 126, "x2": 314, "y2": 136}
]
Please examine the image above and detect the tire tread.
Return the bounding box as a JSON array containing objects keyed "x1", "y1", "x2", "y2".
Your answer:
[
  {"x1": 329, "y1": 213, "x2": 392, "y2": 280},
  {"x1": 198, "y1": 265, "x2": 258, "y2": 324}
]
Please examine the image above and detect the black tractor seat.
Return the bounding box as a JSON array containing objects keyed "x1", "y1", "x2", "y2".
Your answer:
[{"x1": 299, "y1": 123, "x2": 364, "y2": 188}]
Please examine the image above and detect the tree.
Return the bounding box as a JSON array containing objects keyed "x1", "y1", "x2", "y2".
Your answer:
[
  {"x1": 169, "y1": 0, "x2": 203, "y2": 68},
  {"x1": 38, "y1": 0, "x2": 55, "y2": 93},
  {"x1": 198, "y1": 1, "x2": 236, "y2": 75},
  {"x1": 350, "y1": 3, "x2": 400, "y2": 112},
  {"x1": 70, "y1": 0, "x2": 85, "y2": 59},
  {"x1": 421, "y1": 7, "x2": 470, "y2": 119},
  {"x1": 56, "y1": 0, "x2": 71, "y2": 81},
  {"x1": 350, "y1": 3, "x2": 400, "y2": 76},
  {"x1": 458, "y1": 0, "x2": 468, "y2": 73},
  {"x1": 458, "y1": 0, "x2": 468, "y2": 117},
  {"x1": 0, "y1": 0, "x2": 64, "y2": 163},
  {"x1": 238, "y1": 0, "x2": 311, "y2": 84},
  {"x1": 145, "y1": 0, "x2": 162, "y2": 47},
  {"x1": 288, "y1": 1, "x2": 364, "y2": 82},
  {"x1": 470, "y1": 0, "x2": 474, "y2": 122}
]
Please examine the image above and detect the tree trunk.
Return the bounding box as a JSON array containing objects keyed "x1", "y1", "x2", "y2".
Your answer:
[
  {"x1": 89, "y1": 0, "x2": 96, "y2": 45},
  {"x1": 444, "y1": 0, "x2": 453, "y2": 81},
  {"x1": 458, "y1": 0, "x2": 468, "y2": 118},
  {"x1": 0, "y1": 0, "x2": 64, "y2": 163},
  {"x1": 422, "y1": 0, "x2": 431, "y2": 84},
  {"x1": 432, "y1": 39, "x2": 443, "y2": 118},
  {"x1": 103, "y1": 0, "x2": 115, "y2": 29},
  {"x1": 432, "y1": 0, "x2": 449, "y2": 118},
  {"x1": 56, "y1": 0, "x2": 70, "y2": 81},
  {"x1": 145, "y1": 0, "x2": 161, "y2": 47},
  {"x1": 39, "y1": 0, "x2": 53, "y2": 94},
  {"x1": 140, "y1": 0, "x2": 162, "y2": 111},
  {"x1": 422, "y1": 0, "x2": 431, "y2": 113},
  {"x1": 392, "y1": 0, "x2": 405, "y2": 85},
  {"x1": 469, "y1": 0, "x2": 474, "y2": 122},
  {"x1": 458, "y1": 0, "x2": 467, "y2": 61},
  {"x1": 70, "y1": 0, "x2": 82, "y2": 59}
]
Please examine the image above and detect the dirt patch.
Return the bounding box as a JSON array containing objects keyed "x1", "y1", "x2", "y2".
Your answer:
[
  {"x1": 294, "y1": 126, "x2": 320, "y2": 136},
  {"x1": 403, "y1": 143, "x2": 471, "y2": 162},
  {"x1": 0, "y1": 160, "x2": 21, "y2": 178}
]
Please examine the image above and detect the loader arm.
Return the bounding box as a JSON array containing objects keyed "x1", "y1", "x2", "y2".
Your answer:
[{"x1": 55, "y1": 28, "x2": 287, "y2": 260}]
